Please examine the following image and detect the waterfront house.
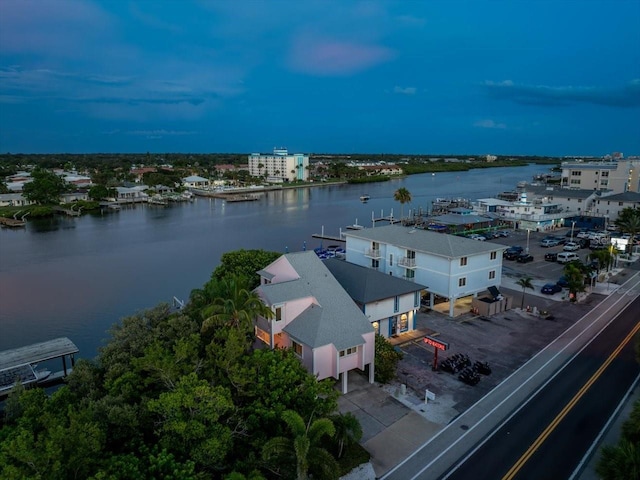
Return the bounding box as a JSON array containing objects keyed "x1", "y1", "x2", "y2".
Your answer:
[
  {"x1": 323, "y1": 258, "x2": 426, "y2": 338},
  {"x1": 115, "y1": 186, "x2": 148, "y2": 203},
  {"x1": 183, "y1": 175, "x2": 210, "y2": 189},
  {"x1": 254, "y1": 251, "x2": 375, "y2": 394},
  {"x1": 0, "y1": 193, "x2": 36, "y2": 207},
  {"x1": 343, "y1": 224, "x2": 507, "y2": 317}
]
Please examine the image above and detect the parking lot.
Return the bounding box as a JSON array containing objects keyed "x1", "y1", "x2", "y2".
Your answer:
[{"x1": 488, "y1": 227, "x2": 598, "y2": 290}]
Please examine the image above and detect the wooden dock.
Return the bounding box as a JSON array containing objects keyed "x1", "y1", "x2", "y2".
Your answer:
[
  {"x1": 0, "y1": 216, "x2": 26, "y2": 227},
  {"x1": 0, "y1": 337, "x2": 79, "y2": 398}
]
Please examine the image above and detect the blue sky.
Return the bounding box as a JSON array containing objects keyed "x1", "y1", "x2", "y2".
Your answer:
[{"x1": 1, "y1": 1, "x2": 639, "y2": 156}]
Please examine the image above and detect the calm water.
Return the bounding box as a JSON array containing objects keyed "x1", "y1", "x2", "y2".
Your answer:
[{"x1": 0, "y1": 164, "x2": 548, "y2": 358}]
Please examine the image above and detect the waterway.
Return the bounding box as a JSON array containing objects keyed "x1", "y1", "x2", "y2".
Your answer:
[{"x1": 0, "y1": 164, "x2": 549, "y2": 359}]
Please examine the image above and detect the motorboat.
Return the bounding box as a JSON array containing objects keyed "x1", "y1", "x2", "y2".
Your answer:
[{"x1": 360, "y1": 194, "x2": 370, "y2": 202}]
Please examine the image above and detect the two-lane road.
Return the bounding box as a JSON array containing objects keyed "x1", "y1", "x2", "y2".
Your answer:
[{"x1": 444, "y1": 296, "x2": 640, "y2": 480}]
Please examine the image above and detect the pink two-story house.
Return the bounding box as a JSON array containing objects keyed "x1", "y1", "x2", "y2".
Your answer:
[{"x1": 254, "y1": 251, "x2": 375, "y2": 394}]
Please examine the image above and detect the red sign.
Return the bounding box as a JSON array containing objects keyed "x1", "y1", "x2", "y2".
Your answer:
[{"x1": 423, "y1": 335, "x2": 449, "y2": 351}]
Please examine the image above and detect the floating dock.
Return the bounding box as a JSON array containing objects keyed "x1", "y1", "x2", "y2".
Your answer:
[{"x1": 0, "y1": 337, "x2": 79, "y2": 398}]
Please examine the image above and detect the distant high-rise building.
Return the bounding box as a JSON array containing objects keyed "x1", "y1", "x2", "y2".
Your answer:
[{"x1": 248, "y1": 148, "x2": 309, "y2": 183}]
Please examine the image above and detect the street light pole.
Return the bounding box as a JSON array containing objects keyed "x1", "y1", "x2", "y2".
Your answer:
[
  {"x1": 526, "y1": 229, "x2": 530, "y2": 254},
  {"x1": 570, "y1": 221, "x2": 576, "y2": 243}
]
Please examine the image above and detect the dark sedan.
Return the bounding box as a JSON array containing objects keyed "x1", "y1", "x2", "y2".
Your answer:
[
  {"x1": 516, "y1": 253, "x2": 534, "y2": 263},
  {"x1": 544, "y1": 252, "x2": 558, "y2": 262},
  {"x1": 541, "y1": 283, "x2": 562, "y2": 294}
]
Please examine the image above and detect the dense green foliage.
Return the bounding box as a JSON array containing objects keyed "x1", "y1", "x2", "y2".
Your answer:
[
  {"x1": 374, "y1": 334, "x2": 404, "y2": 384},
  {"x1": 563, "y1": 261, "x2": 588, "y2": 302},
  {"x1": 0, "y1": 250, "x2": 356, "y2": 479},
  {"x1": 346, "y1": 175, "x2": 390, "y2": 184},
  {"x1": 21, "y1": 168, "x2": 69, "y2": 205}
]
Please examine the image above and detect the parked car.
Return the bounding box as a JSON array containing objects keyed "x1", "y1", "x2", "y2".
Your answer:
[
  {"x1": 563, "y1": 242, "x2": 580, "y2": 251},
  {"x1": 504, "y1": 246, "x2": 524, "y2": 260},
  {"x1": 557, "y1": 252, "x2": 580, "y2": 263},
  {"x1": 516, "y1": 253, "x2": 534, "y2": 263},
  {"x1": 544, "y1": 252, "x2": 558, "y2": 262},
  {"x1": 497, "y1": 230, "x2": 510, "y2": 237},
  {"x1": 540, "y1": 239, "x2": 560, "y2": 247},
  {"x1": 541, "y1": 283, "x2": 562, "y2": 294},
  {"x1": 557, "y1": 276, "x2": 569, "y2": 288}
]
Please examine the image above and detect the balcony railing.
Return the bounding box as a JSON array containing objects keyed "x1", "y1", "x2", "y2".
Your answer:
[
  {"x1": 365, "y1": 248, "x2": 381, "y2": 259},
  {"x1": 398, "y1": 257, "x2": 417, "y2": 268}
]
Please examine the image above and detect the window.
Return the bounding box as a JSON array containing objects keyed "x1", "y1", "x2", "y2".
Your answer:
[
  {"x1": 405, "y1": 268, "x2": 415, "y2": 279},
  {"x1": 489, "y1": 270, "x2": 496, "y2": 280},
  {"x1": 459, "y1": 277, "x2": 466, "y2": 287},
  {"x1": 372, "y1": 259, "x2": 379, "y2": 269},
  {"x1": 389, "y1": 254, "x2": 393, "y2": 266},
  {"x1": 292, "y1": 341, "x2": 303, "y2": 357},
  {"x1": 275, "y1": 307, "x2": 282, "y2": 321},
  {"x1": 490, "y1": 251, "x2": 497, "y2": 260},
  {"x1": 460, "y1": 257, "x2": 468, "y2": 266},
  {"x1": 394, "y1": 296, "x2": 399, "y2": 313},
  {"x1": 339, "y1": 346, "x2": 357, "y2": 357}
]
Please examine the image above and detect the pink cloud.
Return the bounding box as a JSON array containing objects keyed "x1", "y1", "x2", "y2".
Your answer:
[{"x1": 288, "y1": 34, "x2": 394, "y2": 76}]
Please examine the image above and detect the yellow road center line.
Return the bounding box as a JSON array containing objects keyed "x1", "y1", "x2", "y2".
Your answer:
[{"x1": 502, "y1": 321, "x2": 640, "y2": 480}]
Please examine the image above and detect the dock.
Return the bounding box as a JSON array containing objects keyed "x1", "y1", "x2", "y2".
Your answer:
[
  {"x1": 0, "y1": 216, "x2": 26, "y2": 227},
  {"x1": 0, "y1": 337, "x2": 79, "y2": 398}
]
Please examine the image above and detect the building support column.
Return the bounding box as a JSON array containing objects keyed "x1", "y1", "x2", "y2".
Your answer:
[
  {"x1": 368, "y1": 362, "x2": 375, "y2": 384},
  {"x1": 341, "y1": 371, "x2": 348, "y2": 394},
  {"x1": 449, "y1": 297, "x2": 455, "y2": 317}
]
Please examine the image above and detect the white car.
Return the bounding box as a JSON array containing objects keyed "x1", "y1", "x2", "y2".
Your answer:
[{"x1": 563, "y1": 242, "x2": 580, "y2": 251}]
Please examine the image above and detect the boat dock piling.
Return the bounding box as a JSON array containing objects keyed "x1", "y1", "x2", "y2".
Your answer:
[{"x1": 312, "y1": 225, "x2": 346, "y2": 243}]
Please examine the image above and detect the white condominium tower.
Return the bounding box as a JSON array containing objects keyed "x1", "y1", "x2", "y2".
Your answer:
[{"x1": 248, "y1": 148, "x2": 309, "y2": 183}]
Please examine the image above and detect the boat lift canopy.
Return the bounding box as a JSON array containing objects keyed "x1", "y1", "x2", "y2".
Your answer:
[{"x1": 0, "y1": 337, "x2": 79, "y2": 372}]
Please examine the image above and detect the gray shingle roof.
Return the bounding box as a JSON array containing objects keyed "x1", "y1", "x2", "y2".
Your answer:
[
  {"x1": 524, "y1": 185, "x2": 597, "y2": 199},
  {"x1": 260, "y1": 251, "x2": 373, "y2": 350},
  {"x1": 343, "y1": 225, "x2": 506, "y2": 258},
  {"x1": 323, "y1": 258, "x2": 426, "y2": 304},
  {"x1": 599, "y1": 192, "x2": 640, "y2": 202}
]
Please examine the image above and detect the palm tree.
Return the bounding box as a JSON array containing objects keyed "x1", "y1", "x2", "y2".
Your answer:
[
  {"x1": 515, "y1": 276, "x2": 534, "y2": 310},
  {"x1": 200, "y1": 274, "x2": 273, "y2": 334},
  {"x1": 330, "y1": 412, "x2": 362, "y2": 458},
  {"x1": 615, "y1": 208, "x2": 640, "y2": 257},
  {"x1": 394, "y1": 187, "x2": 412, "y2": 219},
  {"x1": 564, "y1": 262, "x2": 587, "y2": 302},
  {"x1": 262, "y1": 410, "x2": 339, "y2": 480}
]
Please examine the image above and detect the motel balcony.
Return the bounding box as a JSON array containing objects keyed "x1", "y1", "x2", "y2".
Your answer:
[
  {"x1": 365, "y1": 248, "x2": 381, "y2": 259},
  {"x1": 398, "y1": 257, "x2": 417, "y2": 269}
]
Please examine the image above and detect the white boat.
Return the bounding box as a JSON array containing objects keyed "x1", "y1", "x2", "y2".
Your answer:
[{"x1": 360, "y1": 194, "x2": 370, "y2": 202}]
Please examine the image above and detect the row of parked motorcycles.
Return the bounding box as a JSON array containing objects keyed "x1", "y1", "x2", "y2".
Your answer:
[{"x1": 439, "y1": 353, "x2": 492, "y2": 386}]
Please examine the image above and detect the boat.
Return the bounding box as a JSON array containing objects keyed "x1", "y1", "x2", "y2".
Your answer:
[
  {"x1": 0, "y1": 364, "x2": 52, "y2": 393},
  {"x1": 360, "y1": 194, "x2": 370, "y2": 202}
]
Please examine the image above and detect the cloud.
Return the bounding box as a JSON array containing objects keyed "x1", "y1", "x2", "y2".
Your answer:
[
  {"x1": 288, "y1": 33, "x2": 395, "y2": 76},
  {"x1": 126, "y1": 130, "x2": 198, "y2": 136},
  {"x1": 485, "y1": 79, "x2": 640, "y2": 108},
  {"x1": 393, "y1": 86, "x2": 417, "y2": 95},
  {"x1": 474, "y1": 119, "x2": 507, "y2": 129}
]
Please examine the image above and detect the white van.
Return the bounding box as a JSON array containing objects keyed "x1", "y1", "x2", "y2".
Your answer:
[{"x1": 557, "y1": 252, "x2": 580, "y2": 264}]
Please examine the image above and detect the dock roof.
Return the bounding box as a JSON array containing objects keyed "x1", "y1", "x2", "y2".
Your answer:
[{"x1": 0, "y1": 337, "x2": 79, "y2": 372}]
